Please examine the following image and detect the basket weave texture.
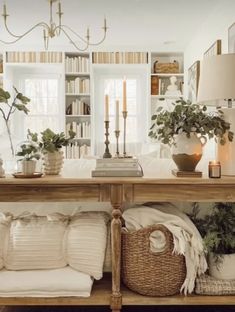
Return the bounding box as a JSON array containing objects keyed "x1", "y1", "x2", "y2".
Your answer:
[
  {"x1": 121, "y1": 224, "x2": 186, "y2": 296},
  {"x1": 195, "y1": 274, "x2": 235, "y2": 295},
  {"x1": 154, "y1": 61, "x2": 179, "y2": 73}
]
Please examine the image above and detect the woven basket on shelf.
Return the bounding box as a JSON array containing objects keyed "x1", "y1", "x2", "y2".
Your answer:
[{"x1": 121, "y1": 224, "x2": 186, "y2": 296}]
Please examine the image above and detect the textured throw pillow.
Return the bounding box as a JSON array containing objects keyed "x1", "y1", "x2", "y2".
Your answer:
[
  {"x1": 4, "y1": 212, "x2": 68, "y2": 270},
  {"x1": 0, "y1": 213, "x2": 12, "y2": 270},
  {"x1": 66, "y1": 211, "x2": 110, "y2": 280}
]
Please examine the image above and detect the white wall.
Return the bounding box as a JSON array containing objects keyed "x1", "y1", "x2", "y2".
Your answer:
[{"x1": 184, "y1": 0, "x2": 235, "y2": 98}]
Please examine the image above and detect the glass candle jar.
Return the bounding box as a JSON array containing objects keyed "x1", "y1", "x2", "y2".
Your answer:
[{"x1": 208, "y1": 161, "x2": 221, "y2": 178}]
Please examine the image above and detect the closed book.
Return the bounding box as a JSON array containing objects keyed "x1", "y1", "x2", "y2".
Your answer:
[
  {"x1": 96, "y1": 158, "x2": 138, "y2": 164},
  {"x1": 96, "y1": 162, "x2": 139, "y2": 169},
  {"x1": 91, "y1": 169, "x2": 143, "y2": 177},
  {"x1": 172, "y1": 169, "x2": 202, "y2": 177}
]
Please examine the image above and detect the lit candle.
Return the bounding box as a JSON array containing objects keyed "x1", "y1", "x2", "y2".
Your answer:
[
  {"x1": 105, "y1": 94, "x2": 109, "y2": 121},
  {"x1": 123, "y1": 78, "x2": 127, "y2": 112},
  {"x1": 208, "y1": 161, "x2": 221, "y2": 178},
  {"x1": 115, "y1": 100, "x2": 119, "y2": 131}
]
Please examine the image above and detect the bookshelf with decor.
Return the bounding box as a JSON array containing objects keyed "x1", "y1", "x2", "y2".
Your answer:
[
  {"x1": 64, "y1": 52, "x2": 91, "y2": 159},
  {"x1": 149, "y1": 52, "x2": 184, "y2": 142}
]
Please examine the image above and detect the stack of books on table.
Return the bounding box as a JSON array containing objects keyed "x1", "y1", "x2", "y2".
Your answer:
[{"x1": 91, "y1": 158, "x2": 143, "y2": 177}]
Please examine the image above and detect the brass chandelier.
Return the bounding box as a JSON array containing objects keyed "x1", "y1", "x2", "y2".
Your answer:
[{"x1": 0, "y1": 0, "x2": 108, "y2": 51}]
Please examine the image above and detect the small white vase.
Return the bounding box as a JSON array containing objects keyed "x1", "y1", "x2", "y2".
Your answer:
[
  {"x1": 209, "y1": 253, "x2": 235, "y2": 280},
  {"x1": 43, "y1": 150, "x2": 64, "y2": 175},
  {"x1": 171, "y1": 132, "x2": 206, "y2": 171},
  {"x1": 22, "y1": 160, "x2": 36, "y2": 175}
]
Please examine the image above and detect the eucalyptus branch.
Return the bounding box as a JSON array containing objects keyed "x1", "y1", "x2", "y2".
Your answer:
[{"x1": 0, "y1": 87, "x2": 30, "y2": 156}]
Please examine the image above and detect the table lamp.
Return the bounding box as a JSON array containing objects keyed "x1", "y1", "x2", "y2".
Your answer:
[{"x1": 197, "y1": 54, "x2": 235, "y2": 175}]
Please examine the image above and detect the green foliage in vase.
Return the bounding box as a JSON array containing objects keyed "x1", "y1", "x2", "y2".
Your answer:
[
  {"x1": 188, "y1": 202, "x2": 235, "y2": 262},
  {"x1": 0, "y1": 87, "x2": 30, "y2": 155},
  {"x1": 16, "y1": 130, "x2": 41, "y2": 161},
  {"x1": 149, "y1": 99, "x2": 234, "y2": 146},
  {"x1": 38, "y1": 128, "x2": 76, "y2": 153}
]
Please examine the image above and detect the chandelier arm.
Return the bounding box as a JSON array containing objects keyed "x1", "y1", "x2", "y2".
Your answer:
[
  {"x1": 59, "y1": 27, "x2": 89, "y2": 51},
  {"x1": 2, "y1": 20, "x2": 49, "y2": 39},
  {"x1": 56, "y1": 25, "x2": 88, "y2": 43},
  {"x1": 60, "y1": 25, "x2": 107, "y2": 46}
]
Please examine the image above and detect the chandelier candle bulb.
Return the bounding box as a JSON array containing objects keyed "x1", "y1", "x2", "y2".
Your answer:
[
  {"x1": 208, "y1": 161, "x2": 221, "y2": 178},
  {"x1": 105, "y1": 94, "x2": 109, "y2": 121}
]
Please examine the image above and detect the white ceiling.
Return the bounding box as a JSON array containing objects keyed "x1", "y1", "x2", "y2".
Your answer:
[{"x1": 0, "y1": 0, "x2": 223, "y2": 51}]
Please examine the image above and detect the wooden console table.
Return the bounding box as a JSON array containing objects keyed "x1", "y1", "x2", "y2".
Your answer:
[{"x1": 0, "y1": 176, "x2": 235, "y2": 311}]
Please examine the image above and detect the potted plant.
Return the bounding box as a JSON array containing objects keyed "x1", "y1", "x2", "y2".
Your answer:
[
  {"x1": 38, "y1": 128, "x2": 75, "y2": 175},
  {"x1": 148, "y1": 99, "x2": 234, "y2": 171},
  {"x1": 0, "y1": 87, "x2": 30, "y2": 156},
  {"x1": 15, "y1": 130, "x2": 40, "y2": 175},
  {"x1": 188, "y1": 202, "x2": 235, "y2": 280}
]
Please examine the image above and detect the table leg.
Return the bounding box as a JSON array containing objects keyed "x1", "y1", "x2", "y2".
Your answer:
[{"x1": 110, "y1": 184, "x2": 123, "y2": 312}]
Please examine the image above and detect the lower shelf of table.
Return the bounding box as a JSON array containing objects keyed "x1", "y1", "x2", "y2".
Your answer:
[{"x1": 0, "y1": 274, "x2": 234, "y2": 306}]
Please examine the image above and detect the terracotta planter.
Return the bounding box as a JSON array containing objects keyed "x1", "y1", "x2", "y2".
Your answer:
[
  {"x1": 171, "y1": 132, "x2": 206, "y2": 171},
  {"x1": 209, "y1": 253, "x2": 235, "y2": 280},
  {"x1": 43, "y1": 150, "x2": 64, "y2": 175},
  {"x1": 22, "y1": 160, "x2": 36, "y2": 175}
]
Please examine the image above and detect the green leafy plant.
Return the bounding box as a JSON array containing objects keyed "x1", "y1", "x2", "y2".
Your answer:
[
  {"x1": 149, "y1": 99, "x2": 234, "y2": 146},
  {"x1": 0, "y1": 87, "x2": 30, "y2": 156},
  {"x1": 39, "y1": 128, "x2": 75, "y2": 153},
  {"x1": 188, "y1": 202, "x2": 235, "y2": 262},
  {"x1": 16, "y1": 130, "x2": 40, "y2": 161}
]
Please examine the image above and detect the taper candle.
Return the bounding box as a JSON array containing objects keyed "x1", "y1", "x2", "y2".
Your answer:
[
  {"x1": 115, "y1": 100, "x2": 119, "y2": 131},
  {"x1": 105, "y1": 94, "x2": 109, "y2": 121},
  {"x1": 123, "y1": 78, "x2": 127, "y2": 111}
]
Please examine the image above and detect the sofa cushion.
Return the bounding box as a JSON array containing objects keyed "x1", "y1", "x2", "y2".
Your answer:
[
  {"x1": 0, "y1": 213, "x2": 12, "y2": 269},
  {"x1": 4, "y1": 213, "x2": 68, "y2": 270},
  {"x1": 66, "y1": 212, "x2": 109, "y2": 279}
]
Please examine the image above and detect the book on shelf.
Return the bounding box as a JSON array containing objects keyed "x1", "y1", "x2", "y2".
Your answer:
[
  {"x1": 6, "y1": 51, "x2": 62, "y2": 63},
  {"x1": 65, "y1": 55, "x2": 89, "y2": 73},
  {"x1": 92, "y1": 51, "x2": 148, "y2": 64},
  {"x1": 171, "y1": 169, "x2": 202, "y2": 177}
]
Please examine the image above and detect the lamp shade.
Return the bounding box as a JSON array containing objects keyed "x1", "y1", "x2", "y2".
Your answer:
[{"x1": 197, "y1": 54, "x2": 235, "y2": 103}]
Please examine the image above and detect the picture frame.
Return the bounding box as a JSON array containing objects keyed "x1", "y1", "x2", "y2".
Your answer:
[
  {"x1": 203, "y1": 39, "x2": 222, "y2": 58},
  {"x1": 188, "y1": 60, "x2": 200, "y2": 102},
  {"x1": 228, "y1": 22, "x2": 235, "y2": 52}
]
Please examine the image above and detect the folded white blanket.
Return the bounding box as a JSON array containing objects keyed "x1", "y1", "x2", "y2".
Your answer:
[
  {"x1": 123, "y1": 204, "x2": 207, "y2": 295},
  {"x1": 0, "y1": 267, "x2": 93, "y2": 297}
]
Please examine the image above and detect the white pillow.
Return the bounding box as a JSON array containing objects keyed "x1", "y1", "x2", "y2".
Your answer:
[
  {"x1": 4, "y1": 213, "x2": 68, "y2": 270},
  {"x1": 66, "y1": 212, "x2": 109, "y2": 279},
  {"x1": 0, "y1": 213, "x2": 12, "y2": 269}
]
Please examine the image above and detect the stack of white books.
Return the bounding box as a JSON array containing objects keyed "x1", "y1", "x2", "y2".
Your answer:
[{"x1": 91, "y1": 158, "x2": 143, "y2": 177}]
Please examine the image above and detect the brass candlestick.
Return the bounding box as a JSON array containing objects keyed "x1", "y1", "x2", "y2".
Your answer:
[
  {"x1": 114, "y1": 130, "x2": 120, "y2": 158},
  {"x1": 103, "y1": 120, "x2": 112, "y2": 158},
  {"x1": 122, "y1": 111, "x2": 127, "y2": 157}
]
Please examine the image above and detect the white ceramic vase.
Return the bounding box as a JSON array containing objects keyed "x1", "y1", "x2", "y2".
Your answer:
[
  {"x1": 22, "y1": 160, "x2": 36, "y2": 175},
  {"x1": 171, "y1": 132, "x2": 206, "y2": 171},
  {"x1": 43, "y1": 150, "x2": 64, "y2": 175},
  {"x1": 209, "y1": 253, "x2": 235, "y2": 280}
]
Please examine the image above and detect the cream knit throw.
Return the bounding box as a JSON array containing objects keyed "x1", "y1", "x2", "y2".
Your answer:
[{"x1": 122, "y1": 204, "x2": 207, "y2": 295}]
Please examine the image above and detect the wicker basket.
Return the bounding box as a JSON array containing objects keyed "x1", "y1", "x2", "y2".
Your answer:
[
  {"x1": 154, "y1": 60, "x2": 179, "y2": 73},
  {"x1": 121, "y1": 224, "x2": 186, "y2": 296}
]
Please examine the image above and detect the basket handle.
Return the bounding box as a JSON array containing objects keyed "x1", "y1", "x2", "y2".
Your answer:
[{"x1": 147, "y1": 224, "x2": 173, "y2": 255}]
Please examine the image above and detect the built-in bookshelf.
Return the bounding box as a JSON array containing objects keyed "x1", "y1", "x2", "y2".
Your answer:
[
  {"x1": 64, "y1": 52, "x2": 91, "y2": 159},
  {"x1": 92, "y1": 51, "x2": 148, "y2": 64},
  {"x1": 6, "y1": 51, "x2": 63, "y2": 63}
]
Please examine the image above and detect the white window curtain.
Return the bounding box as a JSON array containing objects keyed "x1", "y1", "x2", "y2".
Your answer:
[
  {"x1": 14, "y1": 72, "x2": 63, "y2": 142},
  {"x1": 93, "y1": 66, "x2": 148, "y2": 157}
]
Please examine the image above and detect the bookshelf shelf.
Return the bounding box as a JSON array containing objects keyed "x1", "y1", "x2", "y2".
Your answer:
[
  {"x1": 65, "y1": 52, "x2": 91, "y2": 159},
  {"x1": 151, "y1": 73, "x2": 184, "y2": 77}
]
